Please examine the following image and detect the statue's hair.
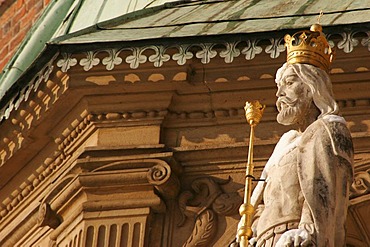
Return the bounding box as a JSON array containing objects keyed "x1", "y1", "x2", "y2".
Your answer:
[{"x1": 275, "y1": 63, "x2": 339, "y2": 118}]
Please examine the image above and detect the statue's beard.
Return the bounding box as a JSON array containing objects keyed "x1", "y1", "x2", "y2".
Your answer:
[{"x1": 276, "y1": 97, "x2": 310, "y2": 125}]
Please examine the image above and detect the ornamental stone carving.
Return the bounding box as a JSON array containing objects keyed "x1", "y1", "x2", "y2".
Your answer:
[
  {"x1": 54, "y1": 28, "x2": 370, "y2": 73},
  {"x1": 147, "y1": 160, "x2": 181, "y2": 199},
  {"x1": 37, "y1": 203, "x2": 61, "y2": 229},
  {"x1": 178, "y1": 177, "x2": 242, "y2": 247},
  {"x1": 350, "y1": 168, "x2": 370, "y2": 198}
]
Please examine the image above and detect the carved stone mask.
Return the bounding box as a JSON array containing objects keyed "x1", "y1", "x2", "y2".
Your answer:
[{"x1": 275, "y1": 66, "x2": 313, "y2": 126}]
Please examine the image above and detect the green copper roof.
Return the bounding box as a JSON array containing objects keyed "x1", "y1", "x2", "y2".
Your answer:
[
  {"x1": 52, "y1": 0, "x2": 370, "y2": 45},
  {"x1": 53, "y1": 0, "x2": 181, "y2": 36},
  {"x1": 51, "y1": 0, "x2": 181, "y2": 38}
]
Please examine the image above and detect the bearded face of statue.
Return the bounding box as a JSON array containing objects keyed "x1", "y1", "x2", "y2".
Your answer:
[{"x1": 275, "y1": 67, "x2": 313, "y2": 126}]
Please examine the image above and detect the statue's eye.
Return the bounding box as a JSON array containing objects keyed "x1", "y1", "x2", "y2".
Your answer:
[{"x1": 286, "y1": 81, "x2": 294, "y2": 86}]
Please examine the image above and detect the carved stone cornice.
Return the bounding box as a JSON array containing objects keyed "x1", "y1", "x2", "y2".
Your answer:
[
  {"x1": 0, "y1": 97, "x2": 175, "y2": 225},
  {"x1": 0, "y1": 119, "x2": 172, "y2": 226},
  {"x1": 0, "y1": 54, "x2": 59, "y2": 122},
  {"x1": 0, "y1": 58, "x2": 69, "y2": 176},
  {"x1": 165, "y1": 98, "x2": 370, "y2": 128},
  {"x1": 0, "y1": 149, "x2": 67, "y2": 224},
  {"x1": 0, "y1": 88, "x2": 174, "y2": 225},
  {"x1": 0, "y1": 23, "x2": 368, "y2": 246},
  {"x1": 0, "y1": 111, "x2": 91, "y2": 225}
]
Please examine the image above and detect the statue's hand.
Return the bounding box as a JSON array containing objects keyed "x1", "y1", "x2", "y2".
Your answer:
[
  {"x1": 248, "y1": 237, "x2": 257, "y2": 246},
  {"x1": 275, "y1": 229, "x2": 312, "y2": 247}
]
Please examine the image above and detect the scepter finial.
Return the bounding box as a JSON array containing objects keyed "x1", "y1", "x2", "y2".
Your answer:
[{"x1": 244, "y1": 101, "x2": 265, "y2": 126}]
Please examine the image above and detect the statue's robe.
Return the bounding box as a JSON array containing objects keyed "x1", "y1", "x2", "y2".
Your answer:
[
  {"x1": 255, "y1": 115, "x2": 353, "y2": 247},
  {"x1": 297, "y1": 116, "x2": 353, "y2": 246}
]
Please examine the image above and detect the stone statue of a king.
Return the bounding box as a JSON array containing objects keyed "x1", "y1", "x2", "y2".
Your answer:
[{"x1": 248, "y1": 24, "x2": 354, "y2": 247}]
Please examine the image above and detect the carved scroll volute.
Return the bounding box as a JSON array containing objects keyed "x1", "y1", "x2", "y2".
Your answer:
[
  {"x1": 147, "y1": 160, "x2": 180, "y2": 199},
  {"x1": 350, "y1": 170, "x2": 370, "y2": 198},
  {"x1": 37, "y1": 203, "x2": 61, "y2": 229},
  {"x1": 37, "y1": 176, "x2": 75, "y2": 230}
]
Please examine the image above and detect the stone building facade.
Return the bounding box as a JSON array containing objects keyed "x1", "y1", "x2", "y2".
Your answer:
[{"x1": 0, "y1": 0, "x2": 369, "y2": 246}]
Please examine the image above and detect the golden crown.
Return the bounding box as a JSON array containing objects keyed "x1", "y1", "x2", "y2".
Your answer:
[{"x1": 284, "y1": 24, "x2": 334, "y2": 72}]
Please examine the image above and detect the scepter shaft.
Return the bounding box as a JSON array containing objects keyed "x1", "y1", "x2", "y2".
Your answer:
[
  {"x1": 237, "y1": 101, "x2": 264, "y2": 247},
  {"x1": 245, "y1": 124, "x2": 254, "y2": 202}
]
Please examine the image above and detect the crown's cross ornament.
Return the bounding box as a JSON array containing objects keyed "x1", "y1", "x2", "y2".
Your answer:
[
  {"x1": 284, "y1": 22, "x2": 334, "y2": 72},
  {"x1": 236, "y1": 101, "x2": 265, "y2": 247},
  {"x1": 317, "y1": 10, "x2": 324, "y2": 24}
]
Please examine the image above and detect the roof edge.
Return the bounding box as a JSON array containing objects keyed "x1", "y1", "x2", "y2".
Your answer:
[{"x1": 0, "y1": 0, "x2": 76, "y2": 100}]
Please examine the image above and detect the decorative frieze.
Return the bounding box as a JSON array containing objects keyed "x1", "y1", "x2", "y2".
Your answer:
[
  {"x1": 89, "y1": 110, "x2": 168, "y2": 122},
  {"x1": 219, "y1": 41, "x2": 241, "y2": 63},
  {"x1": 265, "y1": 37, "x2": 285, "y2": 59},
  {"x1": 361, "y1": 31, "x2": 370, "y2": 51},
  {"x1": 241, "y1": 39, "x2": 263, "y2": 60},
  {"x1": 55, "y1": 30, "x2": 370, "y2": 73},
  {"x1": 2, "y1": 30, "x2": 370, "y2": 128}
]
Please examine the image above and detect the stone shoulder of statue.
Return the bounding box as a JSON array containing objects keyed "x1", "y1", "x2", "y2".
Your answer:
[{"x1": 299, "y1": 115, "x2": 354, "y2": 166}]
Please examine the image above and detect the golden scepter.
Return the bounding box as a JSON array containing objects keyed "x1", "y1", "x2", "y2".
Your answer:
[{"x1": 237, "y1": 100, "x2": 265, "y2": 247}]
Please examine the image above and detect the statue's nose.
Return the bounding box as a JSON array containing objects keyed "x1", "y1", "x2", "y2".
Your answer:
[{"x1": 276, "y1": 86, "x2": 286, "y2": 97}]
